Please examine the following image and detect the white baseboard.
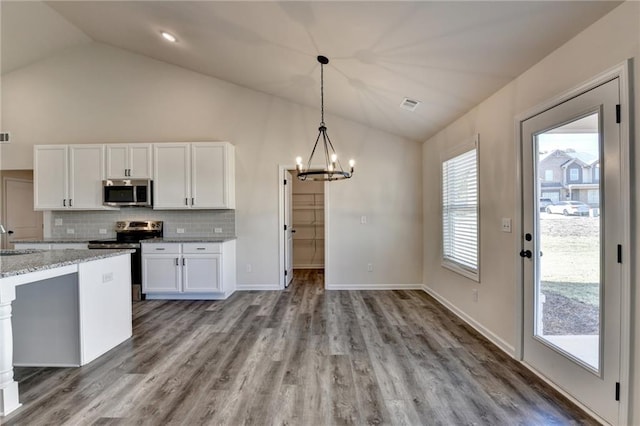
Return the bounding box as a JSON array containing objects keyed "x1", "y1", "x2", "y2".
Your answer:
[
  {"x1": 326, "y1": 283, "x2": 423, "y2": 290},
  {"x1": 422, "y1": 285, "x2": 516, "y2": 356},
  {"x1": 236, "y1": 283, "x2": 281, "y2": 291}
]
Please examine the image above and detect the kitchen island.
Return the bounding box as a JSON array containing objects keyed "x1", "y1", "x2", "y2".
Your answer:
[{"x1": 0, "y1": 249, "x2": 134, "y2": 416}]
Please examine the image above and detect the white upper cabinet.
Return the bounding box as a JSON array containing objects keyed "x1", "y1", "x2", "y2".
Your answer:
[
  {"x1": 153, "y1": 143, "x2": 191, "y2": 209},
  {"x1": 34, "y1": 145, "x2": 68, "y2": 210},
  {"x1": 34, "y1": 145, "x2": 106, "y2": 210},
  {"x1": 153, "y1": 142, "x2": 235, "y2": 209},
  {"x1": 106, "y1": 144, "x2": 152, "y2": 179}
]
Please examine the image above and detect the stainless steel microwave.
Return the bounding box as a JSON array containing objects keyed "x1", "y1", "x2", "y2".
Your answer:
[{"x1": 103, "y1": 179, "x2": 152, "y2": 207}]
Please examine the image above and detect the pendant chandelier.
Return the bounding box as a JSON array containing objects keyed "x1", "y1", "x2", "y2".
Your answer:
[{"x1": 296, "y1": 55, "x2": 354, "y2": 181}]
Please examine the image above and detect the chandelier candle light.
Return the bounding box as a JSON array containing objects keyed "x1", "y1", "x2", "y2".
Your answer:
[{"x1": 296, "y1": 55, "x2": 355, "y2": 181}]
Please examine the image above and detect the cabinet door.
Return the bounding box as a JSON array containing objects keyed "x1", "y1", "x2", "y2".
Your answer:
[
  {"x1": 34, "y1": 145, "x2": 68, "y2": 209},
  {"x1": 182, "y1": 254, "x2": 221, "y2": 293},
  {"x1": 69, "y1": 145, "x2": 105, "y2": 209},
  {"x1": 129, "y1": 144, "x2": 153, "y2": 178},
  {"x1": 191, "y1": 143, "x2": 226, "y2": 208},
  {"x1": 105, "y1": 145, "x2": 128, "y2": 178},
  {"x1": 142, "y1": 255, "x2": 181, "y2": 293},
  {"x1": 153, "y1": 143, "x2": 190, "y2": 209}
]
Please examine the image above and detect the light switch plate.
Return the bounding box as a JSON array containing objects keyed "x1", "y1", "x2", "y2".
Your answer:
[{"x1": 501, "y1": 218, "x2": 512, "y2": 233}]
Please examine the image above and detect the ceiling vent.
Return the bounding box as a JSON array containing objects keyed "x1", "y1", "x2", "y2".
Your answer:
[
  {"x1": 400, "y1": 97, "x2": 421, "y2": 112},
  {"x1": 0, "y1": 132, "x2": 10, "y2": 143}
]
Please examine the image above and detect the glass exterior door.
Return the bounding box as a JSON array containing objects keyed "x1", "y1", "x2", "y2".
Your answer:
[
  {"x1": 535, "y1": 113, "x2": 600, "y2": 371},
  {"x1": 521, "y1": 78, "x2": 621, "y2": 424}
]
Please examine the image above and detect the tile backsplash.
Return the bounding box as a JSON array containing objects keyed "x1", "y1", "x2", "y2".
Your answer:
[{"x1": 49, "y1": 208, "x2": 235, "y2": 239}]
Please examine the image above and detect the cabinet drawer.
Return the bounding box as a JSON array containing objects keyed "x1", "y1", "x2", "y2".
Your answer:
[
  {"x1": 182, "y1": 243, "x2": 221, "y2": 254},
  {"x1": 142, "y1": 243, "x2": 180, "y2": 254}
]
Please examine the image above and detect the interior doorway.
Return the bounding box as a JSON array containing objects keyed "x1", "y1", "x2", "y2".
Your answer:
[
  {"x1": 279, "y1": 167, "x2": 326, "y2": 289},
  {"x1": 1, "y1": 172, "x2": 43, "y2": 249}
]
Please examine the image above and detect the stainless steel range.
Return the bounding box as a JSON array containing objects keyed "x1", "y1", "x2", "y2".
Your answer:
[{"x1": 88, "y1": 220, "x2": 163, "y2": 289}]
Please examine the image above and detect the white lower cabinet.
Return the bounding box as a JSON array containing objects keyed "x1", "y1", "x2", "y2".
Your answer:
[{"x1": 141, "y1": 241, "x2": 235, "y2": 299}]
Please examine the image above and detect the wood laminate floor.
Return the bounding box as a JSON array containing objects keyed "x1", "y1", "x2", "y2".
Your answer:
[{"x1": 5, "y1": 270, "x2": 596, "y2": 425}]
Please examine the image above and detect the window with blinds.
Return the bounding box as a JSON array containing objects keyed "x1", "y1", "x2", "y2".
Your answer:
[{"x1": 442, "y1": 146, "x2": 479, "y2": 281}]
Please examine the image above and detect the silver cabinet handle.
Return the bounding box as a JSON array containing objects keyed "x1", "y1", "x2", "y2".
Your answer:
[
  {"x1": 196, "y1": 247, "x2": 205, "y2": 250},
  {"x1": 182, "y1": 258, "x2": 186, "y2": 266},
  {"x1": 191, "y1": 197, "x2": 194, "y2": 205},
  {"x1": 185, "y1": 198, "x2": 188, "y2": 205},
  {"x1": 69, "y1": 199, "x2": 73, "y2": 207},
  {"x1": 63, "y1": 199, "x2": 66, "y2": 206},
  {"x1": 156, "y1": 248, "x2": 165, "y2": 251},
  {"x1": 175, "y1": 258, "x2": 179, "y2": 266}
]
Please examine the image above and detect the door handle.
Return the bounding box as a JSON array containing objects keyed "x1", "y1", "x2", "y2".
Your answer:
[
  {"x1": 519, "y1": 249, "x2": 532, "y2": 258},
  {"x1": 7, "y1": 230, "x2": 14, "y2": 235}
]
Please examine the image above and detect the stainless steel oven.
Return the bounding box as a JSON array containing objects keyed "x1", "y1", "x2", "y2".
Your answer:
[{"x1": 88, "y1": 221, "x2": 163, "y2": 296}]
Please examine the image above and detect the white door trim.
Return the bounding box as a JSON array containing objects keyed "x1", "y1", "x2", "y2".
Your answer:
[
  {"x1": 277, "y1": 165, "x2": 329, "y2": 290},
  {"x1": 514, "y1": 59, "x2": 631, "y2": 425}
]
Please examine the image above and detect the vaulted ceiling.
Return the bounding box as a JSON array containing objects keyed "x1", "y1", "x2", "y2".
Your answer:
[{"x1": 1, "y1": 1, "x2": 621, "y2": 141}]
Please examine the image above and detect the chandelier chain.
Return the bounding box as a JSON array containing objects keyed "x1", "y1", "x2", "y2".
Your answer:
[{"x1": 320, "y1": 62, "x2": 324, "y2": 125}]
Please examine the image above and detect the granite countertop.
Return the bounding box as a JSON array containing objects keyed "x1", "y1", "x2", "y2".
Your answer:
[
  {"x1": 141, "y1": 237, "x2": 237, "y2": 243},
  {"x1": 0, "y1": 249, "x2": 135, "y2": 278},
  {"x1": 12, "y1": 238, "x2": 94, "y2": 244}
]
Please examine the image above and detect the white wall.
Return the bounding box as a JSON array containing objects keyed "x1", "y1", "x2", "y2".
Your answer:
[
  {"x1": 422, "y1": 1, "x2": 640, "y2": 422},
  {"x1": 0, "y1": 41, "x2": 423, "y2": 289}
]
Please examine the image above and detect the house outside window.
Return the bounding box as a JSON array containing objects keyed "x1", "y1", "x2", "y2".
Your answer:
[
  {"x1": 442, "y1": 137, "x2": 479, "y2": 281},
  {"x1": 544, "y1": 169, "x2": 553, "y2": 181},
  {"x1": 594, "y1": 164, "x2": 600, "y2": 182},
  {"x1": 569, "y1": 167, "x2": 580, "y2": 181}
]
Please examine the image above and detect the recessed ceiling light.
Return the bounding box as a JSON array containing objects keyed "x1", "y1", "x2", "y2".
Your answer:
[
  {"x1": 160, "y1": 31, "x2": 177, "y2": 43},
  {"x1": 400, "y1": 97, "x2": 421, "y2": 112}
]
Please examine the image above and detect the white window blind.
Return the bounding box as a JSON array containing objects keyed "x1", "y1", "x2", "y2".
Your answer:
[{"x1": 442, "y1": 147, "x2": 478, "y2": 279}]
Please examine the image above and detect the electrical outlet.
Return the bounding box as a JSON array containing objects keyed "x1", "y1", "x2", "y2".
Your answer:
[
  {"x1": 367, "y1": 263, "x2": 373, "y2": 272},
  {"x1": 176, "y1": 228, "x2": 185, "y2": 234},
  {"x1": 66, "y1": 228, "x2": 75, "y2": 234},
  {"x1": 102, "y1": 272, "x2": 113, "y2": 283},
  {"x1": 55, "y1": 218, "x2": 63, "y2": 226},
  {"x1": 361, "y1": 215, "x2": 367, "y2": 225},
  {"x1": 99, "y1": 228, "x2": 107, "y2": 234},
  {"x1": 472, "y1": 289, "x2": 479, "y2": 302},
  {"x1": 214, "y1": 228, "x2": 223, "y2": 234}
]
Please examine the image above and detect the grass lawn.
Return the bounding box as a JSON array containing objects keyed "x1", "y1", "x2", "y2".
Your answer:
[{"x1": 539, "y1": 215, "x2": 600, "y2": 307}]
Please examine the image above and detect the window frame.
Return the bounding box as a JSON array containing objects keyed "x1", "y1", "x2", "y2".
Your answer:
[{"x1": 440, "y1": 135, "x2": 480, "y2": 282}]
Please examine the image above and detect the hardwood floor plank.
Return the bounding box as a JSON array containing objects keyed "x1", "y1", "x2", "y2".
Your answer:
[{"x1": 4, "y1": 270, "x2": 599, "y2": 426}]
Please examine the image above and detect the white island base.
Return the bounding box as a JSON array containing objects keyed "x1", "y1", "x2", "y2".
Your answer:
[{"x1": 0, "y1": 252, "x2": 132, "y2": 416}]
